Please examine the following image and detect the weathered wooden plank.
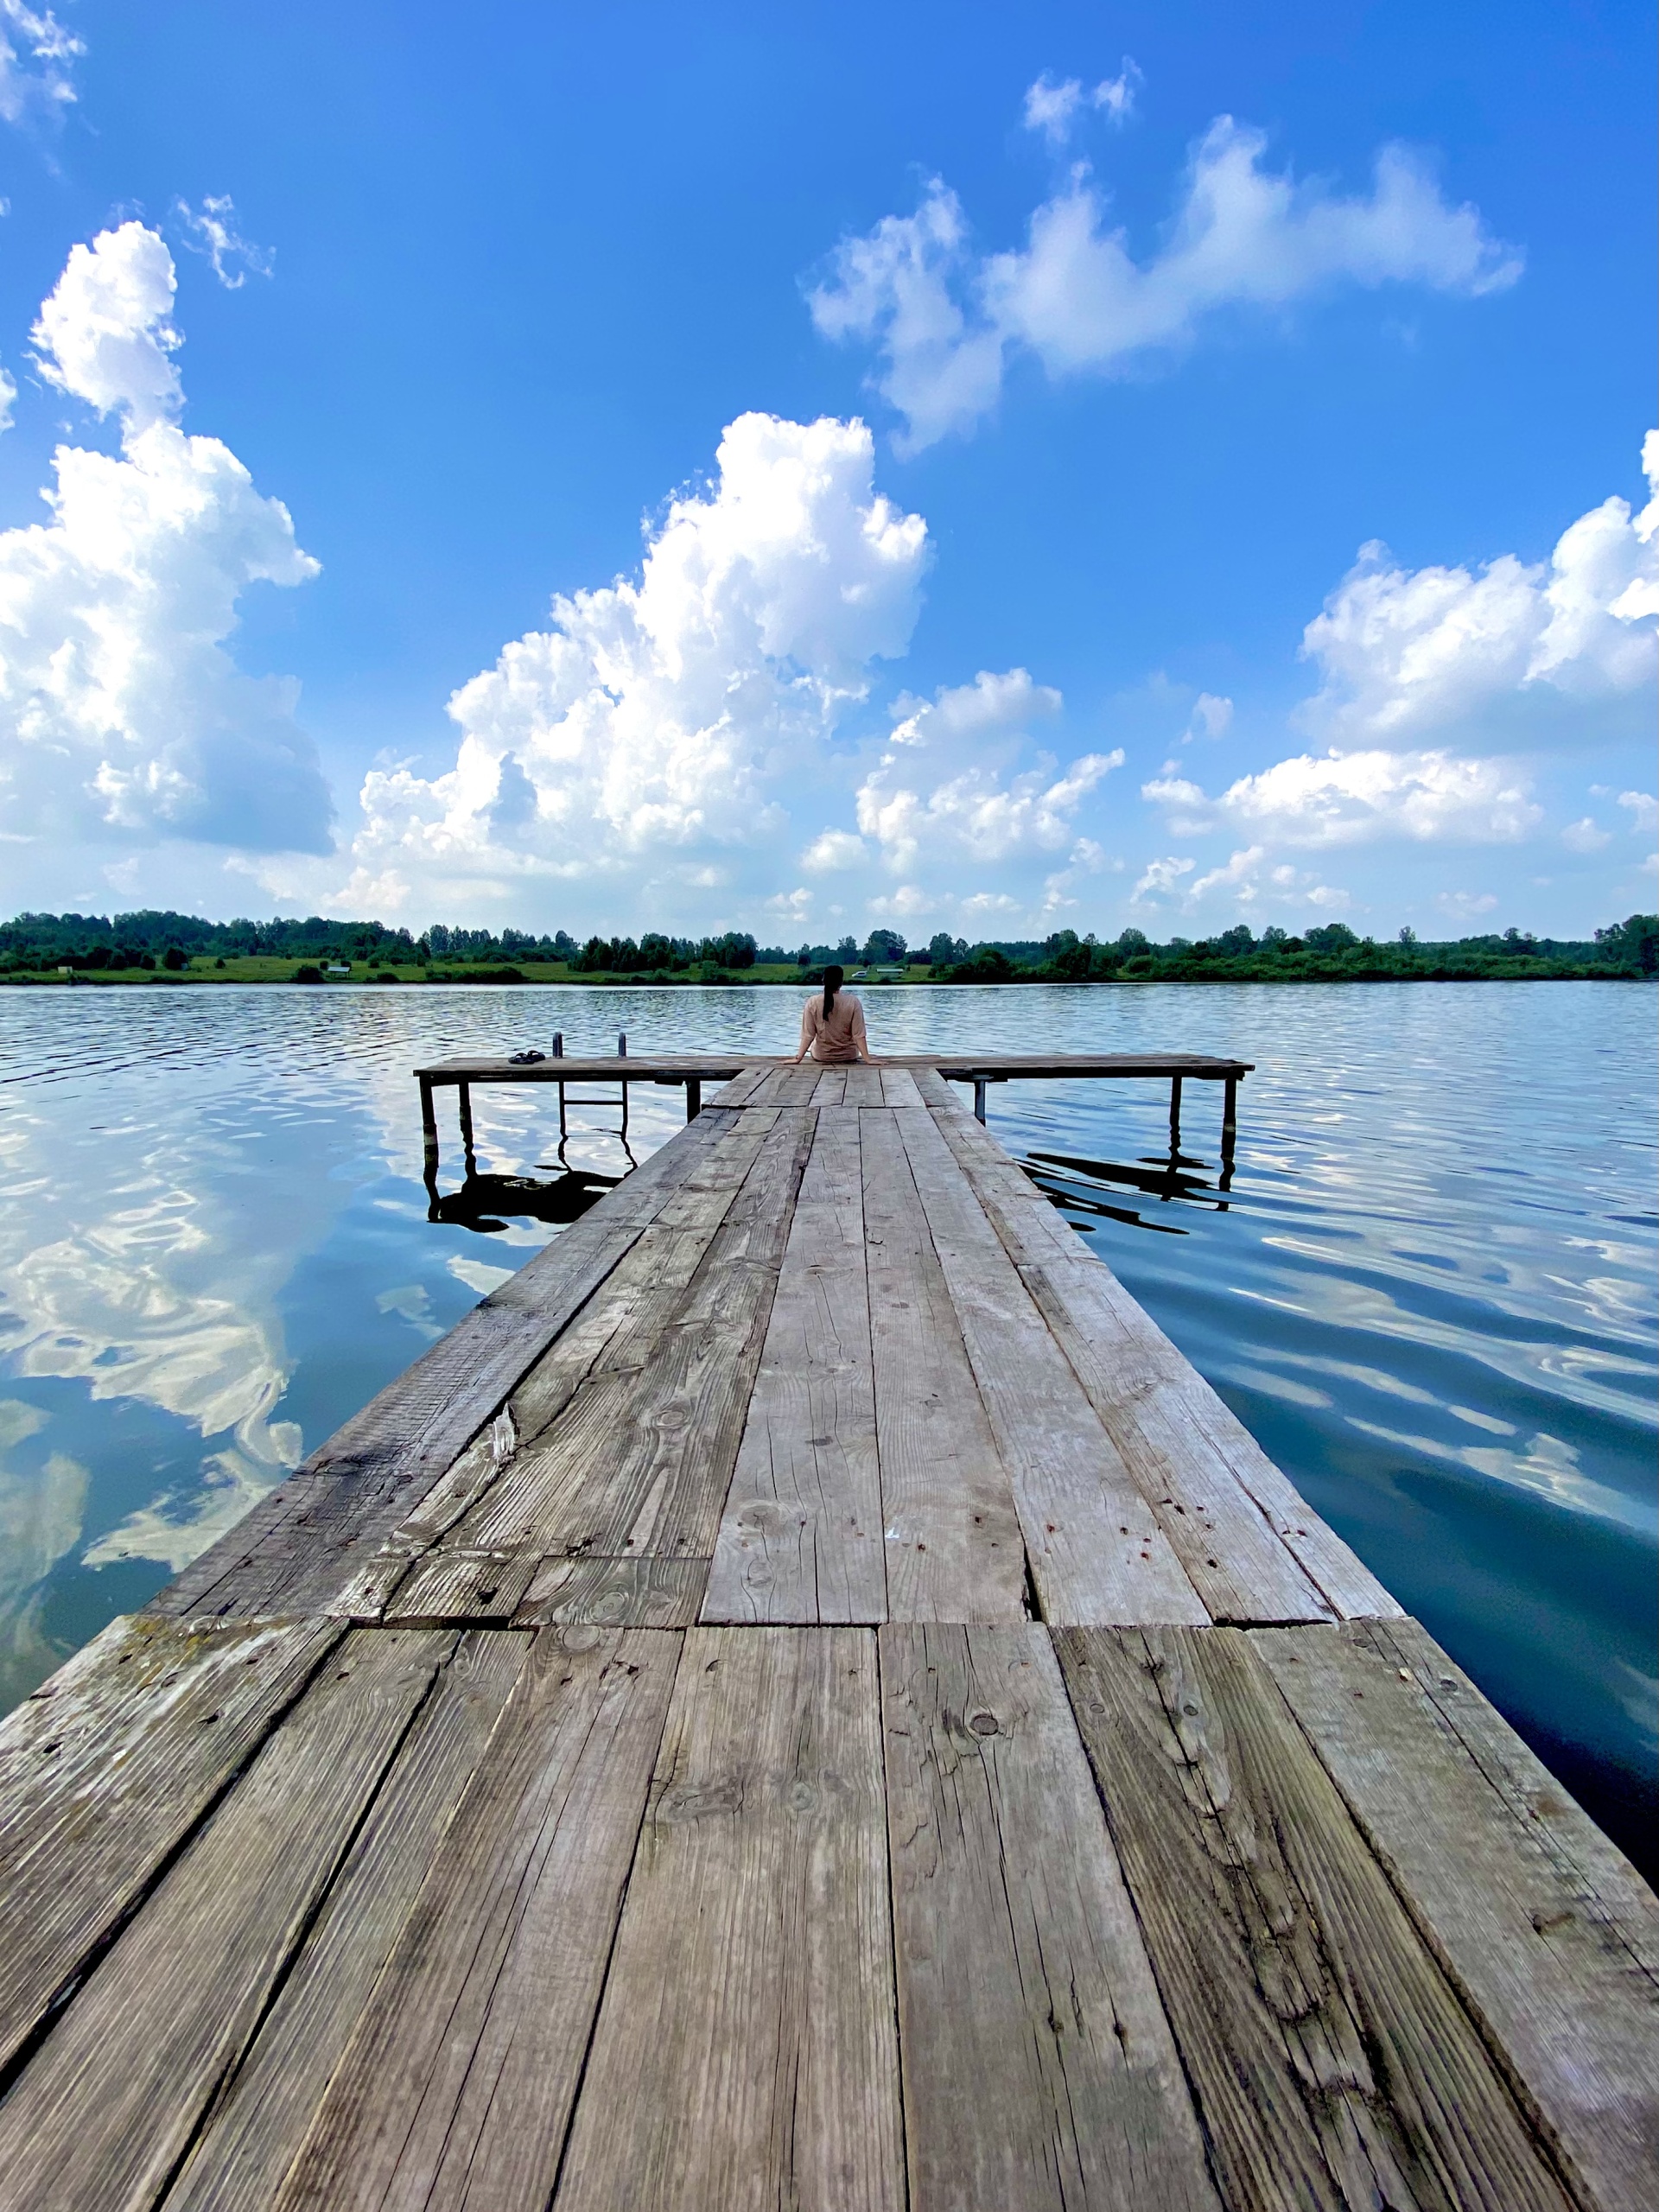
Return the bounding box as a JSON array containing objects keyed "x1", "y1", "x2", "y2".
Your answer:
[
  {"x1": 269, "y1": 1628, "x2": 678, "y2": 2212},
  {"x1": 0, "y1": 1611, "x2": 341, "y2": 2085},
  {"x1": 810, "y1": 1064, "x2": 848, "y2": 1107},
  {"x1": 443, "y1": 1108, "x2": 814, "y2": 1563},
  {"x1": 0, "y1": 1628, "x2": 453, "y2": 2212},
  {"x1": 380, "y1": 1546, "x2": 539, "y2": 1624},
  {"x1": 1057, "y1": 1625, "x2": 1576, "y2": 2212},
  {"x1": 554, "y1": 1626, "x2": 904, "y2": 2212},
  {"x1": 860, "y1": 1108, "x2": 1025, "y2": 1622},
  {"x1": 874, "y1": 1064, "x2": 921, "y2": 1109},
  {"x1": 775, "y1": 1060, "x2": 828, "y2": 1104},
  {"x1": 707, "y1": 1063, "x2": 775, "y2": 1107},
  {"x1": 842, "y1": 1063, "x2": 884, "y2": 1105},
  {"x1": 703, "y1": 1106, "x2": 886, "y2": 1624},
  {"x1": 880, "y1": 1623, "x2": 1218, "y2": 2211},
  {"x1": 335, "y1": 1109, "x2": 785, "y2": 1601},
  {"x1": 1256, "y1": 1618, "x2": 1659, "y2": 2211},
  {"x1": 925, "y1": 1092, "x2": 1392, "y2": 1621},
  {"x1": 165, "y1": 1630, "x2": 532, "y2": 2212},
  {"x1": 516, "y1": 1554, "x2": 708, "y2": 1627},
  {"x1": 893, "y1": 1106, "x2": 1208, "y2": 1627}
]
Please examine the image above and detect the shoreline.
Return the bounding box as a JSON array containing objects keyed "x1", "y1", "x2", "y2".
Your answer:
[{"x1": 4, "y1": 968, "x2": 1651, "y2": 989}]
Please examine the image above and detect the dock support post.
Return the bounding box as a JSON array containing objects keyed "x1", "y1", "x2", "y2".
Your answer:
[
  {"x1": 973, "y1": 1077, "x2": 988, "y2": 1123},
  {"x1": 1222, "y1": 1075, "x2": 1237, "y2": 1155},
  {"x1": 458, "y1": 1081, "x2": 475, "y2": 1167},
  {"x1": 685, "y1": 1077, "x2": 702, "y2": 1122},
  {"x1": 1169, "y1": 1074, "x2": 1183, "y2": 1152},
  {"x1": 419, "y1": 1076, "x2": 438, "y2": 1176}
]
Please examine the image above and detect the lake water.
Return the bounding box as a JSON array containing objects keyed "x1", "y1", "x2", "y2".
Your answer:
[{"x1": 1, "y1": 981, "x2": 1653, "y2": 1872}]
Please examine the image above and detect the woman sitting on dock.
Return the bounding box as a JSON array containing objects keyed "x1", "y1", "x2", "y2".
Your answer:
[{"x1": 795, "y1": 964, "x2": 877, "y2": 1065}]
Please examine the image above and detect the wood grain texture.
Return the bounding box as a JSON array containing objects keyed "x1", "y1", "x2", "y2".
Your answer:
[
  {"x1": 877, "y1": 1065, "x2": 925, "y2": 1110},
  {"x1": 922, "y1": 1087, "x2": 1393, "y2": 1621},
  {"x1": 810, "y1": 1065, "x2": 849, "y2": 1107},
  {"x1": 703, "y1": 1105, "x2": 886, "y2": 1624},
  {"x1": 443, "y1": 1107, "x2": 814, "y2": 1566},
  {"x1": 1257, "y1": 1618, "x2": 1659, "y2": 2211},
  {"x1": 166, "y1": 1630, "x2": 532, "y2": 2212},
  {"x1": 270, "y1": 1628, "x2": 678, "y2": 2212},
  {"x1": 554, "y1": 1626, "x2": 904, "y2": 2212},
  {"x1": 0, "y1": 1611, "x2": 340, "y2": 2084},
  {"x1": 707, "y1": 1063, "x2": 777, "y2": 1107},
  {"x1": 380, "y1": 1546, "x2": 539, "y2": 1624},
  {"x1": 0, "y1": 1628, "x2": 453, "y2": 2212},
  {"x1": 860, "y1": 1107, "x2": 1025, "y2": 1622},
  {"x1": 893, "y1": 1105, "x2": 1208, "y2": 1627},
  {"x1": 880, "y1": 1623, "x2": 1219, "y2": 2211},
  {"x1": 516, "y1": 1553, "x2": 708, "y2": 1626},
  {"x1": 1057, "y1": 1625, "x2": 1576, "y2": 2212},
  {"x1": 345, "y1": 1108, "x2": 785, "y2": 1596},
  {"x1": 842, "y1": 1065, "x2": 884, "y2": 1106}
]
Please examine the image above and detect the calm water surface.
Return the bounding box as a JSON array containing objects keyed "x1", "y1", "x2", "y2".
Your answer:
[{"x1": 1, "y1": 982, "x2": 1654, "y2": 1869}]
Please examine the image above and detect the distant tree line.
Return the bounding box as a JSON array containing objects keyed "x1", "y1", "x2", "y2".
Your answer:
[
  {"x1": 1, "y1": 906, "x2": 1653, "y2": 981},
  {"x1": 925, "y1": 917, "x2": 1659, "y2": 982}
]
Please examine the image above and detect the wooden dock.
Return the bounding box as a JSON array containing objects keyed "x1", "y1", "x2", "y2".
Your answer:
[{"x1": 1, "y1": 1058, "x2": 1654, "y2": 2210}]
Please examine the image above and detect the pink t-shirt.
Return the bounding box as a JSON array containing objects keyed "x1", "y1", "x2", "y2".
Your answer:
[{"x1": 798, "y1": 990, "x2": 869, "y2": 1063}]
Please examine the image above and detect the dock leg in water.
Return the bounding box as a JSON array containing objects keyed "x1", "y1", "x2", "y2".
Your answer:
[
  {"x1": 685, "y1": 1077, "x2": 702, "y2": 1121},
  {"x1": 1169, "y1": 1074, "x2": 1183, "y2": 1153},
  {"x1": 974, "y1": 1077, "x2": 988, "y2": 1123},
  {"x1": 419, "y1": 1076, "x2": 438, "y2": 1176}
]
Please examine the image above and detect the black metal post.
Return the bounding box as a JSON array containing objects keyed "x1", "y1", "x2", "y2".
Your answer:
[
  {"x1": 974, "y1": 1077, "x2": 988, "y2": 1123},
  {"x1": 685, "y1": 1077, "x2": 702, "y2": 1121},
  {"x1": 458, "y1": 1080, "x2": 475, "y2": 1166},
  {"x1": 1169, "y1": 1074, "x2": 1183, "y2": 1152}
]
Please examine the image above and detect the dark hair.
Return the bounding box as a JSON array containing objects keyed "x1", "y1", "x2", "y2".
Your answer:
[{"x1": 822, "y1": 963, "x2": 843, "y2": 1018}]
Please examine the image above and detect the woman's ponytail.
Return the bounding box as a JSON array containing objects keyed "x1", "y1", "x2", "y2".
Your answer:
[{"x1": 822, "y1": 963, "x2": 843, "y2": 1018}]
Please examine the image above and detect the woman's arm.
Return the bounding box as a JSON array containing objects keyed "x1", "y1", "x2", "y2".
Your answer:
[
  {"x1": 795, "y1": 998, "x2": 817, "y2": 1062},
  {"x1": 851, "y1": 998, "x2": 876, "y2": 1064}
]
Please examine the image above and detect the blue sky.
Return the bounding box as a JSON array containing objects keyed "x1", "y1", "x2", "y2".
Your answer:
[{"x1": 0, "y1": 0, "x2": 1652, "y2": 940}]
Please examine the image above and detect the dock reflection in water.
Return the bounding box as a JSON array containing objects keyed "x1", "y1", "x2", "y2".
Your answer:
[
  {"x1": 1020, "y1": 1142, "x2": 1235, "y2": 1235},
  {"x1": 424, "y1": 1164, "x2": 625, "y2": 1235}
]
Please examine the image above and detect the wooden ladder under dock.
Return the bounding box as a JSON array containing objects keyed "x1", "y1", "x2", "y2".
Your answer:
[{"x1": 0, "y1": 1060, "x2": 1653, "y2": 2211}]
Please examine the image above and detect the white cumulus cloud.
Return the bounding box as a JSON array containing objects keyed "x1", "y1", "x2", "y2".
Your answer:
[
  {"x1": 333, "y1": 414, "x2": 930, "y2": 918},
  {"x1": 853, "y1": 668, "x2": 1119, "y2": 873},
  {"x1": 1143, "y1": 442, "x2": 1657, "y2": 863},
  {"x1": 1144, "y1": 747, "x2": 1541, "y2": 848},
  {"x1": 801, "y1": 829, "x2": 868, "y2": 872},
  {"x1": 1301, "y1": 435, "x2": 1659, "y2": 744},
  {"x1": 31, "y1": 221, "x2": 183, "y2": 428},
  {"x1": 810, "y1": 117, "x2": 1521, "y2": 450},
  {"x1": 0, "y1": 223, "x2": 330, "y2": 852}
]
